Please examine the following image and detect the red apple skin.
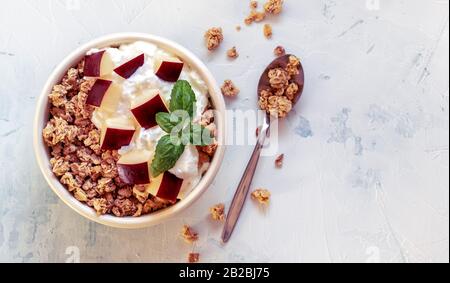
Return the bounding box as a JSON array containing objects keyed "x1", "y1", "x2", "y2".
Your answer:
[
  {"x1": 84, "y1": 51, "x2": 105, "y2": 77},
  {"x1": 114, "y1": 54, "x2": 145, "y2": 79},
  {"x1": 156, "y1": 172, "x2": 184, "y2": 202},
  {"x1": 131, "y1": 95, "x2": 169, "y2": 129},
  {"x1": 156, "y1": 61, "x2": 184, "y2": 82},
  {"x1": 101, "y1": 129, "x2": 135, "y2": 150},
  {"x1": 118, "y1": 163, "x2": 150, "y2": 185},
  {"x1": 86, "y1": 79, "x2": 112, "y2": 107}
]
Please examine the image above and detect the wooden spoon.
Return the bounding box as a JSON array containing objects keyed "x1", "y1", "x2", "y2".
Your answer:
[{"x1": 222, "y1": 54, "x2": 305, "y2": 243}]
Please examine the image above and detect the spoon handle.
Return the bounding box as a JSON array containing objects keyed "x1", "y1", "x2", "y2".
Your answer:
[{"x1": 222, "y1": 114, "x2": 270, "y2": 243}]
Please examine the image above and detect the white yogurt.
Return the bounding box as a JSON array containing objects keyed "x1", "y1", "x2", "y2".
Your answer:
[{"x1": 89, "y1": 41, "x2": 211, "y2": 196}]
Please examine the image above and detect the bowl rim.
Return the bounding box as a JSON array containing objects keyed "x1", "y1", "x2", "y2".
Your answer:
[{"x1": 33, "y1": 33, "x2": 226, "y2": 229}]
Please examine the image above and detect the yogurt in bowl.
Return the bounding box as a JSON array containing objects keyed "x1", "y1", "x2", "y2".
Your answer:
[{"x1": 33, "y1": 33, "x2": 226, "y2": 229}]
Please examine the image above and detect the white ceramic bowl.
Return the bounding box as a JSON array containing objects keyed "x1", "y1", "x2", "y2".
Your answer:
[{"x1": 33, "y1": 33, "x2": 226, "y2": 229}]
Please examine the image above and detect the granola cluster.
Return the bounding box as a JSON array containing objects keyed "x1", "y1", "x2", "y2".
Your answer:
[
  {"x1": 221, "y1": 80, "x2": 240, "y2": 97},
  {"x1": 210, "y1": 203, "x2": 226, "y2": 221},
  {"x1": 181, "y1": 225, "x2": 199, "y2": 244},
  {"x1": 275, "y1": 154, "x2": 284, "y2": 168},
  {"x1": 205, "y1": 27, "x2": 224, "y2": 51},
  {"x1": 259, "y1": 55, "x2": 301, "y2": 118},
  {"x1": 274, "y1": 45, "x2": 286, "y2": 57},
  {"x1": 264, "y1": 0, "x2": 284, "y2": 15},
  {"x1": 263, "y1": 24, "x2": 273, "y2": 39},
  {"x1": 245, "y1": 10, "x2": 266, "y2": 25},
  {"x1": 188, "y1": 253, "x2": 200, "y2": 263},
  {"x1": 251, "y1": 189, "x2": 271, "y2": 205},
  {"x1": 43, "y1": 62, "x2": 178, "y2": 217},
  {"x1": 227, "y1": 46, "x2": 239, "y2": 59}
]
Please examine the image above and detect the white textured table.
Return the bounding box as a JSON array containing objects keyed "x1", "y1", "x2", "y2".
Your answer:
[{"x1": 0, "y1": 0, "x2": 448, "y2": 263}]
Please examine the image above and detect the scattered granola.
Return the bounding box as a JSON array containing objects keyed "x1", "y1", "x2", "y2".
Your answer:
[
  {"x1": 264, "y1": 0, "x2": 284, "y2": 15},
  {"x1": 245, "y1": 10, "x2": 266, "y2": 25},
  {"x1": 251, "y1": 189, "x2": 271, "y2": 205},
  {"x1": 250, "y1": 1, "x2": 258, "y2": 9},
  {"x1": 275, "y1": 154, "x2": 284, "y2": 168},
  {"x1": 274, "y1": 46, "x2": 286, "y2": 57},
  {"x1": 263, "y1": 24, "x2": 273, "y2": 39},
  {"x1": 221, "y1": 80, "x2": 240, "y2": 97},
  {"x1": 205, "y1": 27, "x2": 224, "y2": 51},
  {"x1": 188, "y1": 253, "x2": 200, "y2": 263},
  {"x1": 210, "y1": 203, "x2": 226, "y2": 221},
  {"x1": 181, "y1": 225, "x2": 199, "y2": 244},
  {"x1": 236, "y1": 25, "x2": 242, "y2": 32},
  {"x1": 227, "y1": 46, "x2": 239, "y2": 59}
]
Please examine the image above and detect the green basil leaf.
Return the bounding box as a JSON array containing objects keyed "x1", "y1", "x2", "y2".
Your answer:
[
  {"x1": 156, "y1": 112, "x2": 181, "y2": 134},
  {"x1": 155, "y1": 113, "x2": 174, "y2": 133},
  {"x1": 169, "y1": 80, "x2": 197, "y2": 118},
  {"x1": 151, "y1": 135, "x2": 186, "y2": 177},
  {"x1": 190, "y1": 124, "x2": 213, "y2": 146}
]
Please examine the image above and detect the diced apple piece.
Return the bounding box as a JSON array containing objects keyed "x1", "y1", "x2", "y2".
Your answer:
[
  {"x1": 114, "y1": 54, "x2": 145, "y2": 79},
  {"x1": 131, "y1": 90, "x2": 169, "y2": 129},
  {"x1": 100, "y1": 117, "x2": 136, "y2": 150},
  {"x1": 117, "y1": 149, "x2": 153, "y2": 185},
  {"x1": 147, "y1": 174, "x2": 163, "y2": 197},
  {"x1": 99, "y1": 82, "x2": 122, "y2": 112},
  {"x1": 84, "y1": 50, "x2": 114, "y2": 77},
  {"x1": 86, "y1": 79, "x2": 112, "y2": 107},
  {"x1": 155, "y1": 58, "x2": 184, "y2": 82},
  {"x1": 148, "y1": 172, "x2": 184, "y2": 203},
  {"x1": 157, "y1": 172, "x2": 184, "y2": 202},
  {"x1": 86, "y1": 79, "x2": 122, "y2": 112}
]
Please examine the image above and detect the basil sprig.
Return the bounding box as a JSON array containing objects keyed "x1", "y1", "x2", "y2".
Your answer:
[
  {"x1": 151, "y1": 80, "x2": 213, "y2": 177},
  {"x1": 169, "y1": 80, "x2": 197, "y2": 118}
]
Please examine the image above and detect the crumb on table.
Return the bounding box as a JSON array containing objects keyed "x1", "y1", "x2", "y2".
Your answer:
[
  {"x1": 245, "y1": 10, "x2": 266, "y2": 25},
  {"x1": 264, "y1": 0, "x2": 284, "y2": 15},
  {"x1": 263, "y1": 24, "x2": 273, "y2": 39},
  {"x1": 210, "y1": 203, "x2": 226, "y2": 221},
  {"x1": 275, "y1": 154, "x2": 284, "y2": 168},
  {"x1": 181, "y1": 225, "x2": 199, "y2": 244},
  {"x1": 251, "y1": 189, "x2": 271, "y2": 205},
  {"x1": 205, "y1": 27, "x2": 224, "y2": 51},
  {"x1": 274, "y1": 46, "x2": 286, "y2": 56},
  {"x1": 188, "y1": 253, "x2": 200, "y2": 263},
  {"x1": 250, "y1": 1, "x2": 258, "y2": 9},
  {"x1": 227, "y1": 46, "x2": 239, "y2": 59},
  {"x1": 221, "y1": 80, "x2": 240, "y2": 97}
]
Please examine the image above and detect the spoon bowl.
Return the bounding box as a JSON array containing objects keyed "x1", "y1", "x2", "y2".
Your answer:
[{"x1": 258, "y1": 54, "x2": 305, "y2": 106}]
